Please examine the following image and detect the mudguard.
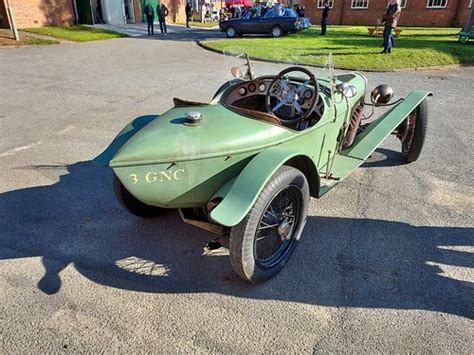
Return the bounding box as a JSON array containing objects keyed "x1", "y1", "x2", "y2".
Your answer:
[
  {"x1": 209, "y1": 146, "x2": 305, "y2": 227},
  {"x1": 319, "y1": 90, "x2": 433, "y2": 196},
  {"x1": 343, "y1": 90, "x2": 433, "y2": 161}
]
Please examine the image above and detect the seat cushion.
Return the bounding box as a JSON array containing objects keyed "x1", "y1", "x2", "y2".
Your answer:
[{"x1": 225, "y1": 104, "x2": 282, "y2": 126}]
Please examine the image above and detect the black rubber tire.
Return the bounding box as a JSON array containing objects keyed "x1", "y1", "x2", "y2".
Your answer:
[
  {"x1": 229, "y1": 166, "x2": 309, "y2": 283},
  {"x1": 226, "y1": 26, "x2": 237, "y2": 38},
  {"x1": 113, "y1": 175, "x2": 167, "y2": 218},
  {"x1": 401, "y1": 99, "x2": 428, "y2": 163},
  {"x1": 271, "y1": 25, "x2": 283, "y2": 38}
]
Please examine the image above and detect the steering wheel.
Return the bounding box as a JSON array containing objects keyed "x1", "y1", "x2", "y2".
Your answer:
[{"x1": 265, "y1": 67, "x2": 319, "y2": 125}]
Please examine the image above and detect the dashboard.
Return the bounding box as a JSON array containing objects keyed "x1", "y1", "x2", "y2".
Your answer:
[{"x1": 219, "y1": 77, "x2": 325, "y2": 126}]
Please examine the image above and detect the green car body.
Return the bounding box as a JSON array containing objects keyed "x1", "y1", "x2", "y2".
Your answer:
[
  {"x1": 95, "y1": 73, "x2": 430, "y2": 226},
  {"x1": 94, "y1": 67, "x2": 431, "y2": 282}
]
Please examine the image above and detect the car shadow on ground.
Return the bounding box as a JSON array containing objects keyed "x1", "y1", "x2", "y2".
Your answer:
[
  {"x1": 1, "y1": 160, "x2": 472, "y2": 319},
  {"x1": 361, "y1": 148, "x2": 407, "y2": 168}
]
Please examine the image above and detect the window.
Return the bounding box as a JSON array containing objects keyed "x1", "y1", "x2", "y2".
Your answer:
[
  {"x1": 351, "y1": 0, "x2": 369, "y2": 9},
  {"x1": 317, "y1": 0, "x2": 334, "y2": 9},
  {"x1": 426, "y1": 0, "x2": 448, "y2": 8},
  {"x1": 389, "y1": 0, "x2": 407, "y2": 8}
]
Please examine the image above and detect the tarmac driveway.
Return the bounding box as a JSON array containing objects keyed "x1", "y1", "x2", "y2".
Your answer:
[
  {"x1": 0, "y1": 34, "x2": 473, "y2": 352},
  {"x1": 94, "y1": 23, "x2": 225, "y2": 41}
]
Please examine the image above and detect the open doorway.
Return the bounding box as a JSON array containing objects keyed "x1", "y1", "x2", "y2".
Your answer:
[
  {"x1": 90, "y1": 0, "x2": 104, "y2": 24},
  {"x1": 76, "y1": 0, "x2": 94, "y2": 24},
  {"x1": 124, "y1": 0, "x2": 135, "y2": 23},
  {"x1": 99, "y1": 0, "x2": 126, "y2": 25},
  {"x1": 77, "y1": 0, "x2": 136, "y2": 24}
]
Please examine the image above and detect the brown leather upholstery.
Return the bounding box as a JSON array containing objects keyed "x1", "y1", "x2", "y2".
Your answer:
[
  {"x1": 173, "y1": 98, "x2": 281, "y2": 126},
  {"x1": 226, "y1": 104, "x2": 281, "y2": 126},
  {"x1": 173, "y1": 97, "x2": 208, "y2": 107}
]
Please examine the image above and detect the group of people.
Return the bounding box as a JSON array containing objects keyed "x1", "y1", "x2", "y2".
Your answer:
[
  {"x1": 145, "y1": 0, "x2": 402, "y2": 55},
  {"x1": 144, "y1": 1, "x2": 169, "y2": 35},
  {"x1": 294, "y1": 5, "x2": 305, "y2": 18},
  {"x1": 220, "y1": 2, "x2": 296, "y2": 21},
  {"x1": 220, "y1": 5, "x2": 253, "y2": 20},
  {"x1": 200, "y1": 2, "x2": 218, "y2": 23}
]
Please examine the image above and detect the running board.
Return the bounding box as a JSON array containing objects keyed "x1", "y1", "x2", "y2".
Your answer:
[{"x1": 319, "y1": 90, "x2": 432, "y2": 197}]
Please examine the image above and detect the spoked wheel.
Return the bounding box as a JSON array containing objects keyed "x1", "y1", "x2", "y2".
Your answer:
[
  {"x1": 254, "y1": 186, "x2": 301, "y2": 268},
  {"x1": 396, "y1": 99, "x2": 428, "y2": 163},
  {"x1": 230, "y1": 166, "x2": 309, "y2": 283}
]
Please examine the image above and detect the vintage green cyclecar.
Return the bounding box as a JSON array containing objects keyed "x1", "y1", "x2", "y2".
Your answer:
[{"x1": 95, "y1": 53, "x2": 432, "y2": 283}]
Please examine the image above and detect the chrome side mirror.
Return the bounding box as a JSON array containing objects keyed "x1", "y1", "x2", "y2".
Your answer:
[
  {"x1": 231, "y1": 67, "x2": 243, "y2": 79},
  {"x1": 371, "y1": 84, "x2": 394, "y2": 105}
]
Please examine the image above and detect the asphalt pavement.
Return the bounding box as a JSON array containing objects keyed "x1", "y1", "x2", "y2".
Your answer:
[{"x1": 0, "y1": 28, "x2": 473, "y2": 352}]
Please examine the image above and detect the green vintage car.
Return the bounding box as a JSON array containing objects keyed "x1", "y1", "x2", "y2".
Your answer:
[{"x1": 95, "y1": 54, "x2": 432, "y2": 283}]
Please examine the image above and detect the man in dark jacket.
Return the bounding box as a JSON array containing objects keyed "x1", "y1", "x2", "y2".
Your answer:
[
  {"x1": 144, "y1": 1, "x2": 154, "y2": 35},
  {"x1": 381, "y1": 0, "x2": 401, "y2": 54},
  {"x1": 299, "y1": 6, "x2": 305, "y2": 17},
  {"x1": 185, "y1": 1, "x2": 192, "y2": 28},
  {"x1": 321, "y1": 2, "x2": 330, "y2": 35},
  {"x1": 157, "y1": 2, "x2": 169, "y2": 35}
]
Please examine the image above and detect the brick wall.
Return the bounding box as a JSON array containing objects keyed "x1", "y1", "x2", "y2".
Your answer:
[
  {"x1": 161, "y1": 0, "x2": 187, "y2": 22},
  {"x1": 133, "y1": 0, "x2": 142, "y2": 22},
  {"x1": 8, "y1": 0, "x2": 74, "y2": 28},
  {"x1": 2, "y1": 0, "x2": 471, "y2": 29},
  {"x1": 302, "y1": 0, "x2": 471, "y2": 27}
]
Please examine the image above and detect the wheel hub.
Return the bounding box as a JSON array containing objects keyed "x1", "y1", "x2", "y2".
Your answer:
[
  {"x1": 282, "y1": 90, "x2": 298, "y2": 103},
  {"x1": 277, "y1": 219, "x2": 291, "y2": 240}
]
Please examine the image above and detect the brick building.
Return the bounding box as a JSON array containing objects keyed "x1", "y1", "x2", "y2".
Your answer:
[
  {"x1": 302, "y1": 0, "x2": 472, "y2": 27},
  {"x1": 0, "y1": 0, "x2": 75, "y2": 28},
  {"x1": 1, "y1": 0, "x2": 471, "y2": 28},
  {"x1": 0, "y1": 0, "x2": 143, "y2": 28}
]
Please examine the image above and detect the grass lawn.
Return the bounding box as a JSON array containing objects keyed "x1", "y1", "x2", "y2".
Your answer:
[
  {"x1": 23, "y1": 25, "x2": 127, "y2": 42},
  {"x1": 0, "y1": 29, "x2": 59, "y2": 46},
  {"x1": 203, "y1": 26, "x2": 474, "y2": 70},
  {"x1": 174, "y1": 21, "x2": 219, "y2": 28}
]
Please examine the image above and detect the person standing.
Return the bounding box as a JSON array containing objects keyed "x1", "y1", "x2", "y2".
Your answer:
[
  {"x1": 144, "y1": 1, "x2": 154, "y2": 35},
  {"x1": 300, "y1": 6, "x2": 305, "y2": 17},
  {"x1": 157, "y1": 2, "x2": 169, "y2": 35},
  {"x1": 185, "y1": 1, "x2": 192, "y2": 28},
  {"x1": 381, "y1": 0, "x2": 401, "y2": 54},
  {"x1": 321, "y1": 2, "x2": 330, "y2": 35},
  {"x1": 294, "y1": 5, "x2": 301, "y2": 17},
  {"x1": 201, "y1": 2, "x2": 207, "y2": 22}
]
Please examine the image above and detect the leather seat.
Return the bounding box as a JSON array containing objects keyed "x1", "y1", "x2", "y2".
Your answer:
[{"x1": 225, "y1": 104, "x2": 282, "y2": 126}]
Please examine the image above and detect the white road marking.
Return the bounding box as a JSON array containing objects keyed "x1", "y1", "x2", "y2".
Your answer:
[{"x1": 0, "y1": 140, "x2": 43, "y2": 158}]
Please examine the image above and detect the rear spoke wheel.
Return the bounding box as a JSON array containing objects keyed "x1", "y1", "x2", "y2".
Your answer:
[{"x1": 230, "y1": 166, "x2": 309, "y2": 283}]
